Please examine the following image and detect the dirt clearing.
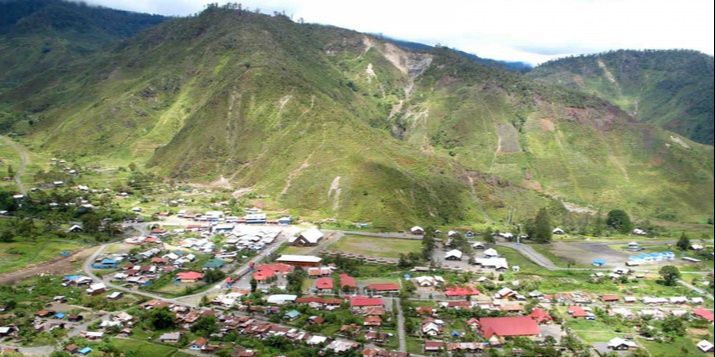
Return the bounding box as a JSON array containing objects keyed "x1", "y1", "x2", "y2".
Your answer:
[{"x1": 0, "y1": 246, "x2": 98, "y2": 285}]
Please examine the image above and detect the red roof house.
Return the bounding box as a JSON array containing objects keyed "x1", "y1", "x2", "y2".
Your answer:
[
  {"x1": 364, "y1": 315, "x2": 383, "y2": 326},
  {"x1": 478, "y1": 317, "x2": 540, "y2": 339},
  {"x1": 350, "y1": 296, "x2": 384, "y2": 308},
  {"x1": 176, "y1": 271, "x2": 204, "y2": 282},
  {"x1": 315, "y1": 277, "x2": 334, "y2": 291},
  {"x1": 601, "y1": 294, "x2": 620, "y2": 302},
  {"x1": 366, "y1": 283, "x2": 400, "y2": 293},
  {"x1": 568, "y1": 306, "x2": 588, "y2": 318},
  {"x1": 693, "y1": 308, "x2": 714, "y2": 322},
  {"x1": 340, "y1": 273, "x2": 357, "y2": 290},
  {"x1": 528, "y1": 308, "x2": 552, "y2": 324},
  {"x1": 444, "y1": 286, "x2": 480, "y2": 297}
]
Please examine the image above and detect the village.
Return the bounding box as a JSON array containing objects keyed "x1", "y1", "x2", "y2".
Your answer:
[{"x1": 0, "y1": 200, "x2": 713, "y2": 357}]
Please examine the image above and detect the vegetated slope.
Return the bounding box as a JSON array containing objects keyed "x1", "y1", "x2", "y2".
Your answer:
[
  {"x1": 0, "y1": 0, "x2": 165, "y2": 130},
  {"x1": 528, "y1": 50, "x2": 714, "y2": 144},
  {"x1": 0, "y1": 7, "x2": 712, "y2": 227}
]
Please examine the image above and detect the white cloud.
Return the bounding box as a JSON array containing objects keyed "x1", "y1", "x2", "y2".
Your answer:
[{"x1": 84, "y1": 0, "x2": 715, "y2": 65}]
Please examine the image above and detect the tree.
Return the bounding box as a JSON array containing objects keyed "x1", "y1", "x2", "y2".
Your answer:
[
  {"x1": 421, "y1": 227, "x2": 436, "y2": 261},
  {"x1": 483, "y1": 227, "x2": 495, "y2": 244},
  {"x1": 148, "y1": 307, "x2": 176, "y2": 330},
  {"x1": 533, "y1": 208, "x2": 553, "y2": 243},
  {"x1": 676, "y1": 232, "x2": 690, "y2": 251},
  {"x1": 661, "y1": 316, "x2": 685, "y2": 336},
  {"x1": 250, "y1": 278, "x2": 257, "y2": 293},
  {"x1": 203, "y1": 269, "x2": 225, "y2": 283},
  {"x1": 658, "y1": 265, "x2": 680, "y2": 286},
  {"x1": 606, "y1": 209, "x2": 632, "y2": 234},
  {"x1": 190, "y1": 315, "x2": 218, "y2": 337}
]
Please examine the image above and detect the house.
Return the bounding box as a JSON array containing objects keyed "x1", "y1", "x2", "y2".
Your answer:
[
  {"x1": 410, "y1": 226, "x2": 424, "y2": 235},
  {"x1": 64, "y1": 344, "x2": 79, "y2": 354},
  {"x1": 601, "y1": 294, "x2": 619, "y2": 303},
  {"x1": 176, "y1": 271, "x2": 204, "y2": 283},
  {"x1": 632, "y1": 228, "x2": 647, "y2": 235},
  {"x1": 421, "y1": 318, "x2": 444, "y2": 336},
  {"x1": 315, "y1": 277, "x2": 334, "y2": 292},
  {"x1": 552, "y1": 227, "x2": 565, "y2": 235},
  {"x1": 529, "y1": 308, "x2": 552, "y2": 324},
  {"x1": 266, "y1": 294, "x2": 297, "y2": 305},
  {"x1": 325, "y1": 339, "x2": 360, "y2": 353},
  {"x1": 592, "y1": 258, "x2": 606, "y2": 266},
  {"x1": 691, "y1": 243, "x2": 704, "y2": 251},
  {"x1": 473, "y1": 257, "x2": 508, "y2": 270},
  {"x1": 0, "y1": 326, "x2": 17, "y2": 337},
  {"x1": 627, "y1": 242, "x2": 640, "y2": 250},
  {"x1": 416, "y1": 306, "x2": 436, "y2": 316},
  {"x1": 190, "y1": 337, "x2": 208, "y2": 350},
  {"x1": 86, "y1": 283, "x2": 107, "y2": 295},
  {"x1": 478, "y1": 316, "x2": 540, "y2": 339},
  {"x1": 444, "y1": 286, "x2": 480, "y2": 298},
  {"x1": 607, "y1": 337, "x2": 638, "y2": 350},
  {"x1": 339, "y1": 273, "x2": 358, "y2": 291},
  {"x1": 697, "y1": 340, "x2": 714, "y2": 353},
  {"x1": 292, "y1": 229, "x2": 324, "y2": 246},
  {"x1": 693, "y1": 308, "x2": 714, "y2": 322},
  {"x1": 309, "y1": 315, "x2": 325, "y2": 325},
  {"x1": 107, "y1": 291, "x2": 123, "y2": 300},
  {"x1": 472, "y1": 242, "x2": 486, "y2": 249},
  {"x1": 275, "y1": 255, "x2": 322, "y2": 268},
  {"x1": 424, "y1": 340, "x2": 444, "y2": 352},
  {"x1": 78, "y1": 347, "x2": 93, "y2": 355},
  {"x1": 364, "y1": 315, "x2": 382, "y2": 327},
  {"x1": 483, "y1": 248, "x2": 499, "y2": 258},
  {"x1": 67, "y1": 225, "x2": 83, "y2": 233},
  {"x1": 568, "y1": 306, "x2": 589, "y2": 318},
  {"x1": 365, "y1": 283, "x2": 400, "y2": 295},
  {"x1": 284, "y1": 310, "x2": 301, "y2": 320},
  {"x1": 362, "y1": 348, "x2": 409, "y2": 357},
  {"x1": 444, "y1": 249, "x2": 463, "y2": 261},
  {"x1": 203, "y1": 258, "x2": 225, "y2": 270},
  {"x1": 350, "y1": 296, "x2": 384, "y2": 309}
]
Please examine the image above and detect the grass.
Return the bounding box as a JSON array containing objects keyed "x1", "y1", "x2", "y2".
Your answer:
[
  {"x1": 330, "y1": 235, "x2": 421, "y2": 259},
  {"x1": 530, "y1": 243, "x2": 590, "y2": 268},
  {"x1": 106, "y1": 338, "x2": 186, "y2": 357},
  {"x1": 0, "y1": 237, "x2": 84, "y2": 274},
  {"x1": 565, "y1": 318, "x2": 625, "y2": 344},
  {"x1": 638, "y1": 336, "x2": 707, "y2": 357}
]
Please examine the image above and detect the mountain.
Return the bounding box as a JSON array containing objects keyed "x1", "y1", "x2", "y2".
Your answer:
[
  {"x1": 0, "y1": 0, "x2": 165, "y2": 105},
  {"x1": 528, "y1": 50, "x2": 714, "y2": 144},
  {"x1": 380, "y1": 37, "x2": 532, "y2": 72},
  {"x1": 0, "y1": 4, "x2": 712, "y2": 228}
]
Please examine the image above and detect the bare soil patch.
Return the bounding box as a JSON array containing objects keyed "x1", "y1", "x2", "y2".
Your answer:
[{"x1": 0, "y1": 246, "x2": 98, "y2": 285}]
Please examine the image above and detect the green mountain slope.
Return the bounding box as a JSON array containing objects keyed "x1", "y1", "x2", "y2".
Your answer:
[
  {"x1": 0, "y1": 6, "x2": 712, "y2": 227},
  {"x1": 528, "y1": 50, "x2": 714, "y2": 144},
  {"x1": 0, "y1": 0, "x2": 165, "y2": 114}
]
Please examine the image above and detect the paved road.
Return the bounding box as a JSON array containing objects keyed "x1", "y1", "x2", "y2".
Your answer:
[
  {"x1": 1, "y1": 135, "x2": 29, "y2": 195},
  {"x1": 392, "y1": 298, "x2": 407, "y2": 352}
]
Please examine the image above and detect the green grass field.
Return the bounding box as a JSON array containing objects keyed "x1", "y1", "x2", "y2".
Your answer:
[
  {"x1": 0, "y1": 238, "x2": 84, "y2": 274},
  {"x1": 108, "y1": 338, "x2": 190, "y2": 357},
  {"x1": 330, "y1": 235, "x2": 421, "y2": 258}
]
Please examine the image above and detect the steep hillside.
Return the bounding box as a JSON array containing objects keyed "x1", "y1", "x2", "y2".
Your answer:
[
  {"x1": 528, "y1": 50, "x2": 714, "y2": 144},
  {"x1": 0, "y1": 6, "x2": 712, "y2": 227},
  {"x1": 0, "y1": 0, "x2": 165, "y2": 117}
]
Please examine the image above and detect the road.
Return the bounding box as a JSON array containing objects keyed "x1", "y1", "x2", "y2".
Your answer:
[
  {"x1": 0, "y1": 135, "x2": 29, "y2": 195},
  {"x1": 677, "y1": 279, "x2": 714, "y2": 301},
  {"x1": 391, "y1": 298, "x2": 407, "y2": 353}
]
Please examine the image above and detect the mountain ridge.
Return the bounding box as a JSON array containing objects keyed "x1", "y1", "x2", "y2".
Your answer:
[{"x1": 0, "y1": 2, "x2": 711, "y2": 228}]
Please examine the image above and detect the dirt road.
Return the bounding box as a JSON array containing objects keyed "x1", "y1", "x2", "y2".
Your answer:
[{"x1": 0, "y1": 135, "x2": 29, "y2": 195}]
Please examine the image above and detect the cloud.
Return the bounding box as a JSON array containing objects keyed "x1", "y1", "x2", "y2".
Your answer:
[{"x1": 82, "y1": 0, "x2": 715, "y2": 65}]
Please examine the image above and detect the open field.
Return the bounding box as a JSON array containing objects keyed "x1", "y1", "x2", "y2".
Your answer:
[
  {"x1": 329, "y1": 235, "x2": 421, "y2": 259},
  {"x1": 0, "y1": 238, "x2": 86, "y2": 275},
  {"x1": 108, "y1": 338, "x2": 192, "y2": 357}
]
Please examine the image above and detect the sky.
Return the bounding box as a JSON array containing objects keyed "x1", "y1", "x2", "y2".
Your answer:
[{"x1": 83, "y1": 0, "x2": 715, "y2": 65}]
